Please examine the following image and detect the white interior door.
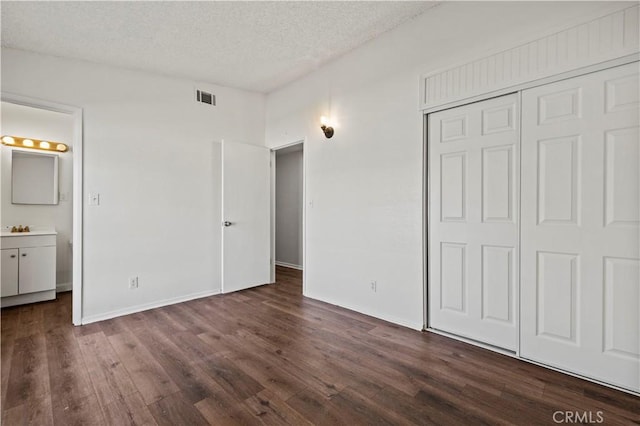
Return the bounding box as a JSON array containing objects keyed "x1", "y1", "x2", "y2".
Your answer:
[
  {"x1": 520, "y1": 62, "x2": 640, "y2": 392},
  {"x1": 222, "y1": 141, "x2": 271, "y2": 293},
  {"x1": 428, "y1": 93, "x2": 519, "y2": 351}
]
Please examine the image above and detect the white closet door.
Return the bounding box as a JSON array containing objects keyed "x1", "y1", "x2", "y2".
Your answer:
[
  {"x1": 521, "y1": 62, "x2": 640, "y2": 391},
  {"x1": 429, "y1": 93, "x2": 519, "y2": 351}
]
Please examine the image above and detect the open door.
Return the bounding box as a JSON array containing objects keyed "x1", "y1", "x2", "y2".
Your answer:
[{"x1": 221, "y1": 141, "x2": 271, "y2": 293}]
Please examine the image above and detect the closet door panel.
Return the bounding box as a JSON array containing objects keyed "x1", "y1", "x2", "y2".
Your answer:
[
  {"x1": 428, "y1": 93, "x2": 519, "y2": 351},
  {"x1": 520, "y1": 62, "x2": 640, "y2": 392}
]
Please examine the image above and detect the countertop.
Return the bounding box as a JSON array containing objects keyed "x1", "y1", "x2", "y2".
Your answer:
[{"x1": 1, "y1": 230, "x2": 57, "y2": 237}]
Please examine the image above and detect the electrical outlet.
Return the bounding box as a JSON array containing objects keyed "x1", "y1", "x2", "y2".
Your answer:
[
  {"x1": 88, "y1": 193, "x2": 100, "y2": 206},
  {"x1": 370, "y1": 280, "x2": 377, "y2": 292},
  {"x1": 129, "y1": 276, "x2": 139, "y2": 289}
]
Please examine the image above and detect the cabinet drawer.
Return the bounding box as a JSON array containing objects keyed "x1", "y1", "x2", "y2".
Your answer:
[{"x1": 1, "y1": 235, "x2": 56, "y2": 249}]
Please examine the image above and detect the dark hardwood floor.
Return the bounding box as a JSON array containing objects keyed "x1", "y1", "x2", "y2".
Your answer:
[{"x1": 1, "y1": 266, "x2": 638, "y2": 425}]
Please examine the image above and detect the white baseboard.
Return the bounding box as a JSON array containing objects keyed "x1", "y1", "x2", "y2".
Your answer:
[
  {"x1": 56, "y1": 282, "x2": 72, "y2": 293},
  {"x1": 81, "y1": 288, "x2": 221, "y2": 325},
  {"x1": 275, "y1": 261, "x2": 303, "y2": 270},
  {"x1": 303, "y1": 290, "x2": 423, "y2": 331}
]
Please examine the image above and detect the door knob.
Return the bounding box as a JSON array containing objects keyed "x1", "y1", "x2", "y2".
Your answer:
[{"x1": 223, "y1": 221, "x2": 232, "y2": 227}]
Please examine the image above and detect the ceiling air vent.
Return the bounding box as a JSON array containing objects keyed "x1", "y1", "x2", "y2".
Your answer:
[{"x1": 196, "y1": 89, "x2": 216, "y2": 106}]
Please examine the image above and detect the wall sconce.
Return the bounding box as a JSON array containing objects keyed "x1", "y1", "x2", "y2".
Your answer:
[
  {"x1": 1, "y1": 135, "x2": 69, "y2": 153},
  {"x1": 320, "y1": 116, "x2": 334, "y2": 139}
]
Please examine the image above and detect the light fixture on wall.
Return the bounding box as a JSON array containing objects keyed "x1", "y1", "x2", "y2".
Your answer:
[
  {"x1": 320, "y1": 116, "x2": 334, "y2": 139},
  {"x1": 1, "y1": 135, "x2": 68, "y2": 153}
]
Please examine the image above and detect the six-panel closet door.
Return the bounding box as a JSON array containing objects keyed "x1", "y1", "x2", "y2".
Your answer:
[
  {"x1": 520, "y1": 62, "x2": 640, "y2": 392},
  {"x1": 428, "y1": 93, "x2": 519, "y2": 351}
]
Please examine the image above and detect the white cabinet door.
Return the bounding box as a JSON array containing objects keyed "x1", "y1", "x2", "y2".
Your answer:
[
  {"x1": 1, "y1": 249, "x2": 19, "y2": 297},
  {"x1": 18, "y1": 246, "x2": 56, "y2": 294},
  {"x1": 221, "y1": 141, "x2": 271, "y2": 293},
  {"x1": 521, "y1": 62, "x2": 640, "y2": 392},
  {"x1": 428, "y1": 93, "x2": 519, "y2": 351}
]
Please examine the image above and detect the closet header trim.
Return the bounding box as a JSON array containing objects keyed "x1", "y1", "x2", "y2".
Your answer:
[{"x1": 420, "y1": 5, "x2": 639, "y2": 111}]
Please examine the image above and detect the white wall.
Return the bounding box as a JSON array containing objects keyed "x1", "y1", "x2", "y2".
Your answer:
[
  {"x1": 265, "y1": 1, "x2": 632, "y2": 329},
  {"x1": 275, "y1": 149, "x2": 303, "y2": 267},
  {"x1": 1, "y1": 48, "x2": 265, "y2": 321},
  {"x1": 1, "y1": 102, "x2": 74, "y2": 288},
  {"x1": 2, "y1": 2, "x2": 632, "y2": 328}
]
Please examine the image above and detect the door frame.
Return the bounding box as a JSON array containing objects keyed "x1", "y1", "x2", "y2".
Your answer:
[
  {"x1": 270, "y1": 139, "x2": 306, "y2": 294},
  {"x1": 1, "y1": 92, "x2": 84, "y2": 325}
]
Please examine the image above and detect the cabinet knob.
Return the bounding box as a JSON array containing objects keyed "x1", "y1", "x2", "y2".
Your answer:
[
  {"x1": 21, "y1": 253, "x2": 27, "y2": 257},
  {"x1": 10, "y1": 255, "x2": 16, "y2": 258}
]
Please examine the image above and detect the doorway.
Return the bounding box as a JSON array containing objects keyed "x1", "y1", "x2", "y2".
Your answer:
[
  {"x1": 271, "y1": 141, "x2": 305, "y2": 291},
  {"x1": 1, "y1": 93, "x2": 83, "y2": 325}
]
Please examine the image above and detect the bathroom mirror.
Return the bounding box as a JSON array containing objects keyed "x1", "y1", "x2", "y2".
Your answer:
[{"x1": 12, "y1": 150, "x2": 59, "y2": 205}]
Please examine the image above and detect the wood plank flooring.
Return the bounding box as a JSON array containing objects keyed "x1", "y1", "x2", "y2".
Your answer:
[{"x1": 1, "y1": 266, "x2": 638, "y2": 425}]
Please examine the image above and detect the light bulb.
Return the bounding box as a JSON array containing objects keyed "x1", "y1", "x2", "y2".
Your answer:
[
  {"x1": 56, "y1": 144, "x2": 67, "y2": 152},
  {"x1": 23, "y1": 139, "x2": 34, "y2": 147},
  {"x1": 320, "y1": 116, "x2": 328, "y2": 126},
  {"x1": 2, "y1": 136, "x2": 15, "y2": 144},
  {"x1": 40, "y1": 141, "x2": 51, "y2": 149}
]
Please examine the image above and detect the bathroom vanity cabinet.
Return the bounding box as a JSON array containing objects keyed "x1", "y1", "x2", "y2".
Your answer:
[{"x1": 1, "y1": 231, "x2": 56, "y2": 307}]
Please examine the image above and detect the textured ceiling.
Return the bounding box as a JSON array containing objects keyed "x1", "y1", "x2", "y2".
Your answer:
[{"x1": 1, "y1": 1, "x2": 439, "y2": 93}]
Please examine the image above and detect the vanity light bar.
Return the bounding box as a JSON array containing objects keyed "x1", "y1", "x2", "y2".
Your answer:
[{"x1": 1, "y1": 135, "x2": 68, "y2": 153}]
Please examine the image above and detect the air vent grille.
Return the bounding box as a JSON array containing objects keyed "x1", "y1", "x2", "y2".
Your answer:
[{"x1": 196, "y1": 89, "x2": 216, "y2": 106}]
